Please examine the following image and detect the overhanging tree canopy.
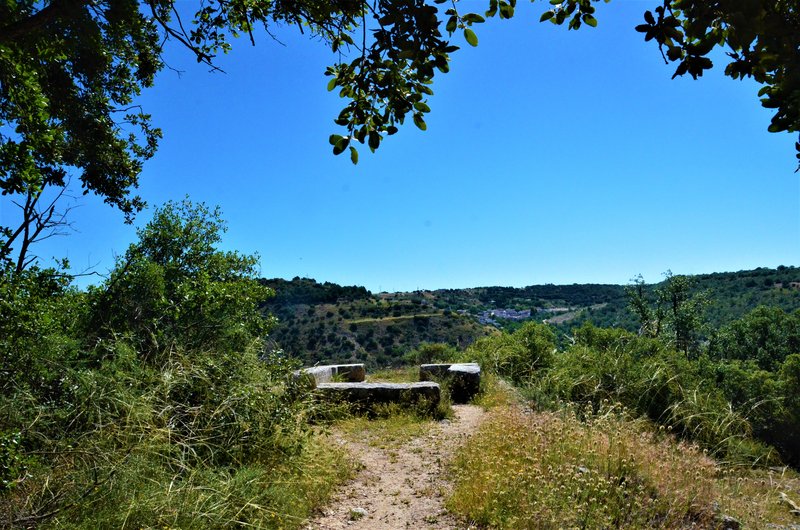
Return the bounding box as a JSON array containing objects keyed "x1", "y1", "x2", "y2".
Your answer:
[{"x1": 1, "y1": 0, "x2": 798, "y2": 268}]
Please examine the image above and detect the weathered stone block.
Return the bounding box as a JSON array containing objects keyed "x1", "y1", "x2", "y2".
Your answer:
[
  {"x1": 419, "y1": 363, "x2": 481, "y2": 403},
  {"x1": 315, "y1": 382, "x2": 440, "y2": 411},
  {"x1": 293, "y1": 363, "x2": 366, "y2": 387}
]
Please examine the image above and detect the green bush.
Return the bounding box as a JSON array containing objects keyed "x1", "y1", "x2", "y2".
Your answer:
[
  {"x1": 709, "y1": 306, "x2": 800, "y2": 371},
  {"x1": 404, "y1": 342, "x2": 459, "y2": 364},
  {"x1": 0, "y1": 265, "x2": 83, "y2": 400},
  {"x1": 527, "y1": 325, "x2": 777, "y2": 465},
  {"x1": 461, "y1": 321, "x2": 555, "y2": 384},
  {"x1": 0, "y1": 430, "x2": 24, "y2": 493}
]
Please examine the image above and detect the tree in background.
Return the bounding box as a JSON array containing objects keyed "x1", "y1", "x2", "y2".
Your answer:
[
  {"x1": 84, "y1": 198, "x2": 274, "y2": 362},
  {"x1": 2, "y1": 0, "x2": 799, "y2": 270},
  {"x1": 709, "y1": 305, "x2": 800, "y2": 372},
  {"x1": 626, "y1": 271, "x2": 708, "y2": 355}
]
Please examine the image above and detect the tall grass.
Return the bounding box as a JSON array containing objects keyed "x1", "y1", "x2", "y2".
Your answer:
[
  {"x1": 1, "y1": 343, "x2": 352, "y2": 529},
  {"x1": 520, "y1": 334, "x2": 779, "y2": 465},
  {"x1": 448, "y1": 404, "x2": 800, "y2": 528},
  {"x1": 38, "y1": 435, "x2": 351, "y2": 529}
]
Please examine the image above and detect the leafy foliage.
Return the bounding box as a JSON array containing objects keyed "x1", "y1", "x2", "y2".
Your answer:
[
  {"x1": 626, "y1": 271, "x2": 709, "y2": 354},
  {"x1": 84, "y1": 199, "x2": 274, "y2": 362},
  {"x1": 630, "y1": 0, "x2": 800, "y2": 168},
  {"x1": 461, "y1": 321, "x2": 555, "y2": 384},
  {"x1": 404, "y1": 342, "x2": 459, "y2": 364},
  {"x1": 0, "y1": 0, "x2": 161, "y2": 219},
  {"x1": 0, "y1": 264, "x2": 83, "y2": 399},
  {"x1": 709, "y1": 305, "x2": 800, "y2": 371}
]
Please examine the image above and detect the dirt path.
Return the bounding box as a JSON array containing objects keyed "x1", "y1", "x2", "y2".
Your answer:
[{"x1": 306, "y1": 404, "x2": 485, "y2": 529}]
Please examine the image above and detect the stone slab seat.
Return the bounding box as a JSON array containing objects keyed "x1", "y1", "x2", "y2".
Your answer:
[
  {"x1": 419, "y1": 363, "x2": 481, "y2": 403},
  {"x1": 292, "y1": 363, "x2": 366, "y2": 387},
  {"x1": 315, "y1": 382, "x2": 440, "y2": 410}
]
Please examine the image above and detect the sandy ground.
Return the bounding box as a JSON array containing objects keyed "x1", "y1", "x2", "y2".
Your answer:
[{"x1": 306, "y1": 404, "x2": 485, "y2": 529}]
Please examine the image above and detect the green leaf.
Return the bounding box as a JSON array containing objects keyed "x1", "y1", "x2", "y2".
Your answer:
[
  {"x1": 414, "y1": 101, "x2": 431, "y2": 113},
  {"x1": 326, "y1": 78, "x2": 337, "y2": 91},
  {"x1": 540, "y1": 11, "x2": 555, "y2": 22},
  {"x1": 583, "y1": 14, "x2": 597, "y2": 27},
  {"x1": 332, "y1": 136, "x2": 350, "y2": 155},
  {"x1": 349, "y1": 146, "x2": 358, "y2": 164},
  {"x1": 413, "y1": 114, "x2": 427, "y2": 131},
  {"x1": 368, "y1": 131, "x2": 381, "y2": 150},
  {"x1": 463, "y1": 13, "x2": 486, "y2": 24},
  {"x1": 464, "y1": 28, "x2": 478, "y2": 47},
  {"x1": 329, "y1": 134, "x2": 343, "y2": 146}
]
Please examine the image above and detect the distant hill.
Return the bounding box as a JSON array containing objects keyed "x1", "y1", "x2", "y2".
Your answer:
[
  {"x1": 259, "y1": 277, "x2": 493, "y2": 366},
  {"x1": 261, "y1": 266, "x2": 800, "y2": 366},
  {"x1": 559, "y1": 265, "x2": 800, "y2": 333}
]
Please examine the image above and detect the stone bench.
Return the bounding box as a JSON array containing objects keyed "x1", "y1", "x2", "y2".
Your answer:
[
  {"x1": 419, "y1": 363, "x2": 481, "y2": 403},
  {"x1": 293, "y1": 364, "x2": 366, "y2": 387},
  {"x1": 315, "y1": 382, "x2": 440, "y2": 411}
]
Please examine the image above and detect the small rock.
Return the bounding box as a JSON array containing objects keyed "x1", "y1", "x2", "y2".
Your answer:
[
  {"x1": 716, "y1": 514, "x2": 741, "y2": 530},
  {"x1": 349, "y1": 507, "x2": 368, "y2": 521}
]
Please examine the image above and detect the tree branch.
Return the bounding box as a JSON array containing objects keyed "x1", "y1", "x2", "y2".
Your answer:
[{"x1": 0, "y1": 0, "x2": 84, "y2": 44}]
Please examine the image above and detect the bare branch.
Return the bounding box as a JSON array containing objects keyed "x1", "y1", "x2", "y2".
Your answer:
[{"x1": 1, "y1": 181, "x2": 79, "y2": 273}]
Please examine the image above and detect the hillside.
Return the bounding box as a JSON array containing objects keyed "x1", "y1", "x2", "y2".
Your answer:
[
  {"x1": 261, "y1": 266, "x2": 800, "y2": 365},
  {"x1": 558, "y1": 265, "x2": 800, "y2": 333},
  {"x1": 260, "y1": 278, "x2": 493, "y2": 366}
]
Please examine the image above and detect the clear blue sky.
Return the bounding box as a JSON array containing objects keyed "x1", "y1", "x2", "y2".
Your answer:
[{"x1": 5, "y1": 1, "x2": 799, "y2": 292}]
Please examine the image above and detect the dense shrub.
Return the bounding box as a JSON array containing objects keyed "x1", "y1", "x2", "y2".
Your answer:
[
  {"x1": 404, "y1": 342, "x2": 459, "y2": 364},
  {"x1": 0, "y1": 266, "x2": 83, "y2": 400},
  {"x1": 461, "y1": 321, "x2": 555, "y2": 384},
  {"x1": 526, "y1": 324, "x2": 778, "y2": 465}
]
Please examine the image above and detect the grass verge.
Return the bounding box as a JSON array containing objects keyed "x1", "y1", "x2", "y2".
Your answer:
[
  {"x1": 447, "y1": 404, "x2": 800, "y2": 529},
  {"x1": 368, "y1": 366, "x2": 420, "y2": 383},
  {"x1": 335, "y1": 393, "x2": 453, "y2": 449},
  {"x1": 25, "y1": 433, "x2": 353, "y2": 529}
]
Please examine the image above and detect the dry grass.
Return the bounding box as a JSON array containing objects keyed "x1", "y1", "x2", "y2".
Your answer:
[
  {"x1": 447, "y1": 404, "x2": 800, "y2": 529},
  {"x1": 335, "y1": 402, "x2": 442, "y2": 449},
  {"x1": 368, "y1": 366, "x2": 420, "y2": 383},
  {"x1": 717, "y1": 467, "x2": 800, "y2": 525},
  {"x1": 473, "y1": 373, "x2": 519, "y2": 410}
]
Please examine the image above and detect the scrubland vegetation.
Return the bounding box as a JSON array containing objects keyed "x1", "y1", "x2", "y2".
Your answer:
[
  {"x1": 2, "y1": 200, "x2": 799, "y2": 528},
  {"x1": 0, "y1": 201, "x2": 351, "y2": 528},
  {"x1": 438, "y1": 315, "x2": 800, "y2": 527}
]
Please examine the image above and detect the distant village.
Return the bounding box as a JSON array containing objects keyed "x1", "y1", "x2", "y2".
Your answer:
[{"x1": 457, "y1": 307, "x2": 572, "y2": 327}]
